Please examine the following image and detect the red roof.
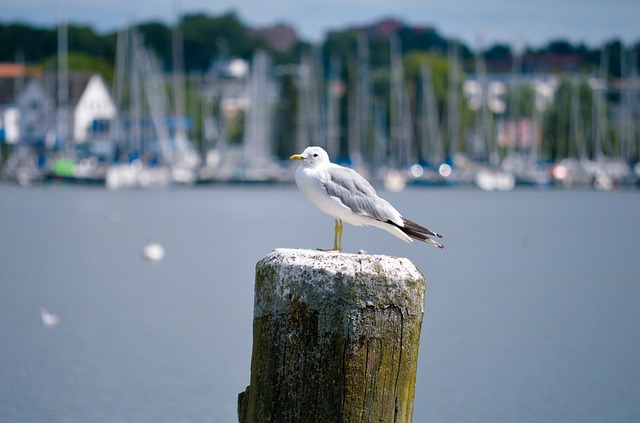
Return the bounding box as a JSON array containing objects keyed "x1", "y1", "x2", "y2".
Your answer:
[{"x1": 0, "y1": 63, "x2": 43, "y2": 78}]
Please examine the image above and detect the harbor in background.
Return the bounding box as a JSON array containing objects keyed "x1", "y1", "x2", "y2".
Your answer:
[{"x1": 1, "y1": 18, "x2": 639, "y2": 191}]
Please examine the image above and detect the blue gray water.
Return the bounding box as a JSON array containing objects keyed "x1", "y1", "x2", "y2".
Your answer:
[{"x1": 1, "y1": 183, "x2": 639, "y2": 422}]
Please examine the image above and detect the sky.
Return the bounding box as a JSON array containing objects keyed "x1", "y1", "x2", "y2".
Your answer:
[{"x1": 1, "y1": 0, "x2": 639, "y2": 49}]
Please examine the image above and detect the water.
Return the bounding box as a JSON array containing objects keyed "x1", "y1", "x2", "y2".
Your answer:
[{"x1": 1, "y1": 183, "x2": 639, "y2": 422}]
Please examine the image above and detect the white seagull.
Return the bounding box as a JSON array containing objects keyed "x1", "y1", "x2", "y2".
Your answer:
[
  {"x1": 290, "y1": 146, "x2": 444, "y2": 251},
  {"x1": 40, "y1": 308, "x2": 60, "y2": 327}
]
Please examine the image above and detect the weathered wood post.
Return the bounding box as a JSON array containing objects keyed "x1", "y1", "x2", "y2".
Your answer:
[{"x1": 238, "y1": 248, "x2": 426, "y2": 423}]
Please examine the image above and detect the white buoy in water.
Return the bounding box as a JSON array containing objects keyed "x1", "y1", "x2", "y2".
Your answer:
[
  {"x1": 143, "y1": 242, "x2": 165, "y2": 261},
  {"x1": 40, "y1": 308, "x2": 60, "y2": 327}
]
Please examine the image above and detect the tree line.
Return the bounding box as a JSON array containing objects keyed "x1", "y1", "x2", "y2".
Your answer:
[
  {"x1": 2, "y1": 12, "x2": 638, "y2": 163},
  {"x1": 1, "y1": 12, "x2": 638, "y2": 81}
]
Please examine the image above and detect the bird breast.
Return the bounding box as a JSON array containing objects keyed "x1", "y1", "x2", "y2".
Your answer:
[{"x1": 295, "y1": 166, "x2": 362, "y2": 224}]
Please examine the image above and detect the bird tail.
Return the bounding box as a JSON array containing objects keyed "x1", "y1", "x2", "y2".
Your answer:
[{"x1": 397, "y1": 218, "x2": 444, "y2": 249}]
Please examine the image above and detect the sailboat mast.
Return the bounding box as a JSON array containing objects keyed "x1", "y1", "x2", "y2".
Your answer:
[
  {"x1": 326, "y1": 56, "x2": 341, "y2": 161},
  {"x1": 57, "y1": 0, "x2": 69, "y2": 151},
  {"x1": 420, "y1": 64, "x2": 443, "y2": 166},
  {"x1": 569, "y1": 78, "x2": 584, "y2": 160},
  {"x1": 447, "y1": 40, "x2": 460, "y2": 160},
  {"x1": 351, "y1": 32, "x2": 370, "y2": 164},
  {"x1": 389, "y1": 36, "x2": 413, "y2": 168},
  {"x1": 172, "y1": 19, "x2": 187, "y2": 150}
]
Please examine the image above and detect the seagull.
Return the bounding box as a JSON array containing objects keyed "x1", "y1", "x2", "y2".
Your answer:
[
  {"x1": 290, "y1": 146, "x2": 444, "y2": 251},
  {"x1": 40, "y1": 308, "x2": 60, "y2": 327}
]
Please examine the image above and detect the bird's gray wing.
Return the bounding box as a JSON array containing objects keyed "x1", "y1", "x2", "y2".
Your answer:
[{"x1": 323, "y1": 165, "x2": 401, "y2": 224}]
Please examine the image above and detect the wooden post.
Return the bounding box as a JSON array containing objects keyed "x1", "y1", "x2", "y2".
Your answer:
[{"x1": 238, "y1": 248, "x2": 426, "y2": 423}]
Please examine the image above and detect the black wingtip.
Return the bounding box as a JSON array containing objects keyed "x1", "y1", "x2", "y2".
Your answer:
[
  {"x1": 401, "y1": 217, "x2": 443, "y2": 239},
  {"x1": 388, "y1": 218, "x2": 445, "y2": 248}
]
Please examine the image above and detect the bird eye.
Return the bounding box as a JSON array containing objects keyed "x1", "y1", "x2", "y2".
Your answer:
[{"x1": 313, "y1": 153, "x2": 318, "y2": 157}]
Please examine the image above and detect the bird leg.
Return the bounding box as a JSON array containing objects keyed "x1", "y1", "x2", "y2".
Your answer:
[
  {"x1": 333, "y1": 219, "x2": 343, "y2": 252},
  {"x1": 319, "y1": 219, "x2": 344, "y2": 252}
]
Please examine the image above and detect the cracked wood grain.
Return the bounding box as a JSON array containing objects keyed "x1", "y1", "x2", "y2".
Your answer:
[{"x1": 239, "y1": 249, "x2": 426, "y2": 423}]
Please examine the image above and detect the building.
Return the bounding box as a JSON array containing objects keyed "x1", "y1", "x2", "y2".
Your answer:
[
  {"x1": 0, "y1": 67, "x2": 117, "y2": 148},
  {"x1": 42, "y1": 72, "x2": 117, "y2": 146}
]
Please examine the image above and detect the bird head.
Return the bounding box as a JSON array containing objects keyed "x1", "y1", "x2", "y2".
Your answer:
[{"x1": 290, "y1": 146, "x2": 330, "y2": 167}]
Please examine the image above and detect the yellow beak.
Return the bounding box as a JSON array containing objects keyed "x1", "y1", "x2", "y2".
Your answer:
[{"x1": 290, "y1": 154, "x2": 304, "y2": 160}]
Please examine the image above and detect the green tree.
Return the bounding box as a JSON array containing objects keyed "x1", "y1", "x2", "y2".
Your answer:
[
  {"x1": 42, "y1": 51, "x2": 114, "y2": 83},
  {"x1": 398, "y1": 25, "x2": 448, "y2": 55},
  {"x1": 0, "y1": 23, "x2": 56, "y2": 62},
  {"x1": 68, "y1": 25, "x2": 109, "y2": 60},
  {"x1": 180, "y1": 12, "x2": 252, "y2": 72},
  {"x1": 483, "y1": 44, "x2": 511, "y2": 62},
  {"x1": 404, "y1": 52, "x2": 449, "y2": 109},
  {"x1": 136, "y1": 21, "x2": 172, "y2": 68}
]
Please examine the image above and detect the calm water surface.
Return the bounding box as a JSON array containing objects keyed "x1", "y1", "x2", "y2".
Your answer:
[{"x1": 1, "y1": 183, "x2": 639, "y2": 422}]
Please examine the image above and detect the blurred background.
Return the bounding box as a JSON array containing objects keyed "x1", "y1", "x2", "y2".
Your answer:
[{"x1": 0, "y1": 1, "x2": 639, "y2": 422}]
